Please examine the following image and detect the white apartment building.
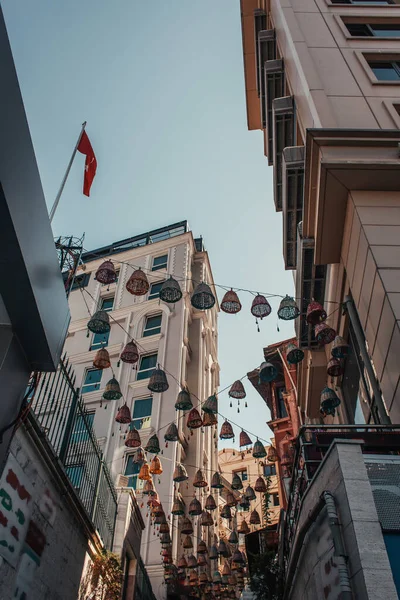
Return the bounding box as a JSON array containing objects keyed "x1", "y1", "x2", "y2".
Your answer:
[{"x1": 64, "y1": 221, "x2": 220, "y2": 599}]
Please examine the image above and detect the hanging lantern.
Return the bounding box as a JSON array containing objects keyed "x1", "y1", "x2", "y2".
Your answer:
[
  {"x1": 149, "y1": 455, "x2": 163, "y2": 475},
  {"x1": 205, "y1": 495, "x2": 216, "y2": 511},
  {"x1": 217, "y1": 540, "x2": 229, "y2": 557},
  {"x1": 197, "y1": 540, "x2": 208, "y2": 554},
  {"x1": 220, "y1": 505, "x2": 232, "y2": 519},
  {"x1": 232, "y1": 549, "x2": 245, "y2": 564},
  {"x1": 120, "y1": 341, "x2": 139, "y2": 365},
  {"x1": 251, "y1": 295, "x2": 272, "y2": 319},
  {"x1": 132, "y1": 447, "x2": 145, "y2": 464},
  {"x1": 238, "y1": 519, "x2": 250, "y2": 534},
  {"x1": 252, "y1": 440, "x2": 267, "y2": 459},
  {"x1": 209, "y1": 545, "x2": 218, "y2": 560},
  {"x1": 148, "y1": 368, "x2": 169, "y2": 393},
  {"x1": 178, "y1": 555, "x2": 188, "y2": 569},
  {"x1": 189, "y1": 572, "x2": 198, "y2": 587},
  {"x1": 143, "y1": 479, "x2": 155, "y2": 495},
  {"x1": 145, "y1": 434, "x2": 160, "y2": 454},
  {"x1": 199, "y1": 572, "x2": 208, "y2": 585},
  {"x1": 93, "y1": 347, "x2": 111, "y2": 370},
  {"x1": 331, "y1": 335, "x2": 350, "y2": 359},
  {"x1": 231, "y1": 473, "x2": 243, "y2": 491},
  {"x1": 187, "y1": 554, "x2": 198, "y2": 569},
  {"x1": 229, "y1": 531, "x2": 238, "y2": 545},
  {"x1": 181, "y1": 517, "x2": 194, "y2": 535},
  {"x1": 229, "y1": 574, "x2": 237, "y2": 586},
  {"x1": 103, "y1": 377, "x2": 122, "y2": 401},
  {"x1": 320, "y1": 387, "x2": 341, "y2": 416},
  {"x1": 306, "y1": 301, "x2": 327, "y2": 325},
  {"x1": 213, "y1": 570, "x2": 222, "y2": 583},
  {"x1": 220, "y1": 289, "x2": 242, "y2": 314},
  {"x1": 202, "y1": 394, "x2": 218, "y2": 414},
  {"x1": 95, "y1": 260, "x2": 117, "y2": 285},
  {"x1": 175, "y1": 388, "x2": 193, "y2": 411},
  {"x1": 219, "y1": 420, "x2": 234, "y2": 440},
  {"x1": 259, "y1": 361, "x2": 278, "y2": 383},
  {"x1": 126, "y1": 268, "x2": 149, "y2": 296},
  {"x1": 187, "y1": 408, "x2": 203, "y2": 430},
  {"x1": 173, "y1": 463, "x2": 188, "y2": 482},
  {"x1": 286, "y1": 343, "x2": 305, "y2": 365},
  {"x1": 164, "y1": 422, "x2": 179, "y2": 442},
  {"x1": 267, "y1": 445, "x2": 278, "y2": 463},
  {"x1": 200, "y1": 510, "x2": 213, "y2": 527},
  {"x1": 182, "y1": 535, "x2": 193, "y2": 549},
  {"x1": 225, "y1": 493, "x2": 237, "y2": 508},
  {"x1": 229, "y1": 381, "x2": 246, "y2": 400},
  {"x1": 115, "y1": 403, "x2": 131, "y2": 424},
  {"x1": 203, "y1": 412, "x2": 217, "y2": 427},
  {"x1": 171, "y1": 497, "x2": 185, "y2": 516},
  {"x1": 315, "y1": 322, "x2": 336, "y2": 346},
  {"x1": 160, "y1": 276, "x2": 183, "y2": 304},
  {"x1": 239, "y1": 431, "x2": 252, "y2": 447},
  {"x1": 159, "y1": 520, "x2": 170, "y2": 534},
  {"x1": 191, "y1": 282, "x2": 216, "y2": 310},
  {"x1": 211, "y1": 472, "x2": 223, "y2": 489},
  {"x1": 125, "y1": 427, "x2": 141, "y2": 448},
  {"x1": 188, "y1": 498, "x2": 202, "y2": 516},
  {"x1": 239, "y1": 494, "x2": 250, "y2": 510},
  {"x1": 250, "y1": 510, "x2": 261, "y2": 525},
  {"x1": 87, "y1": 310, "x2": 110, "y2": 334},
  {"x1": 193, "y1": 469, "x2": 208, "y2": 488},
  {"x1": 164, "y1": 565, "x2": 177, "y2": 583},
  {"x1": 254, "y1": 477, "x2": 266, "y2": 493},
  {"x1": 327, "y1": 358, "x2": 343, "y2": 377},
  {"x1": 277, "y1": 295, "x2": 300, "y2": 321},
  {"x1": 138, "y1": 462, "x2": 151, "y2": 481},
  {"x1": 151, "y1": 501, "x2": 164, "y2": 517},
  {"x1": 222, "y1": 562, "x2": 231, "y2": 577},
  {"x1": 245, "y1": 484, "x2": 257, "y2": 500}
]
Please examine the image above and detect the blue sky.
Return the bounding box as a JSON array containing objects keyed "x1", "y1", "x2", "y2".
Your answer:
[{"x1": 3, "y1": 0, "x2": 294, "y2": 444}]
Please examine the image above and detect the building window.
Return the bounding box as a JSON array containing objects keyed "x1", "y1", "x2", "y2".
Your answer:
[
  {"x1": 346, "y1": 23, "x2": 400, "y2": 37},
  {"x1": 152, "y1": 254, "x2": 168, "y2": 271},
  {"x1": 137, "y1": 353, "x2": 157, "y2": 381},
  {"x1": 100, "y1": 296, "x2": 114, "y2": 312},
  {"x1": 332, "y1": 0, "x2": 394, "y2": 4},
  {"x1": 66, "y1": 464, "x2": 84, "y2": 491},
  {"x1": 143, "y1": 314, "x2": 162, "y2": 337},
  {"x1": 368, "y1": 60, "x2": 400, "y2": 81},
  {"x1": 124, "y1": 456, "x2": 141, "y2": 489},
  {"x1": 82, "y1": 368, "x2": 102, "y2": 394},
  {"x1": 264, "y1": 464, "x2": 277, "y2": 477},
  {"x1": 130, "y1": 397, "x2": 153, "y2": 430},
  {"x1": 148, "y1": 281, "x2": 164, "y2": 300},
  {"x1": 276, "y1": 385, "x2": 288, "y2": 419},
  {"x1": 90, "y1": 330, "x2": 110, "y2": 351},
  {"x1": 272, "y1": 493, "x2": 280, "y2": 507},
  {"x1": 70, "y1": 273, "x2": 90, "y2": 291},
  {"x1": 71, "y1": 412, "x2": 95, "y2": 443},
  {"x1": 234, "y1": 469, "x2": 248, "y2": 482}
]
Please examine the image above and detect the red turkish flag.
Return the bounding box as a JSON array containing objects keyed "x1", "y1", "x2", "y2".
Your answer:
[{"x1": 77, "y1": 131, "x2": 97, "y2": 196}]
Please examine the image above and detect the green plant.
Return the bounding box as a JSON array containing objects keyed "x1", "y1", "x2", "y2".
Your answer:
[
  {"x1": 79, "y1": 550, "x2": 123, "y2": 600},
  {"x1": 248, "y1": 549, "x2": 281, "y2": 600},
  {"x1": 262, "y1": 476, "x2": 272, "y2": 525}
]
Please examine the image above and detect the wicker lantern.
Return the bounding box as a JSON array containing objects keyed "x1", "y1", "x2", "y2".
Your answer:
[
  {"x1": 251, "y1": 294, "x2": 272, "y2": 319},
  {"x1": 138, "y1": 462, "x2": 151, "y2": 481},
  {"x1": 182, "y1": 535, "x2": 193, "y2": 549},
  {"x1": 203, "y1": 412, "x2": 218, "y2": 427},
  {"x1": 226, "y1": 493, "x2": 238, "y2": 508},
  {"x1": 209, "y1": 545, "x2": 218, "y2": 560},
  {"x1": 327, "y1": 358, "x2": 343, "y2": 377},
  {"x1": 115, "y1": 403, "x2": 131, "y2": 424},
  {"x1": 143, "y1": 479, "x2": 155, "y2": 495},
  {"x1": 252, "y1": 440, "x2": 267, "y2": 459},
  {"x1": 93, "y1": 347, "x2": 111, "y2": 370},
  {"x1": 277, "y1": 295, "x2": 300, "y2": 321},
  {"x1": 315, "y1": 322, "x2": 336, "y2": 346},
  {"x1": 171, "y1": 497, "x2": 185, "y2": 516},
  {"x1": 238, "y1": 519, "x2": 250, "y2": 534},
  {"x1": 145, "y1": 434, "x2": 160, "y2": 454},
  {"x1": 191, "y1": 282, "x2": 216, "y2": 310},
  {"x1": 267, "y1": 445, "x2": 278, "y2": 463},
  {"x1": 229, "y1": 381, "x2": 246, "y2": 400},
  {"x1": 177, "y1": 555, "x2": 188, "y2": 569},
  {"x1": 220, "y1": 289, "x2": 242, "y2": 314},
  {"x1": 222, "y1": 562, "x2": 231, "y2": 576},
  {"x1": 259, "y1": 361, "x2": 278, "y2": 383},
  {"x1": 239, "y1": 431, "x2": 252, "y2": 447},
  {"x1": 232, "y1": 549, "x2": 245, "y2": 564},
  {"x1": 213, "y1": 570, "x2": 222, "y2": 583},
  {"x1": 320, "y1": 387, "x2": 341, "y2": 416},
  {"x1": 125, "y1": 427, "x2": 141, "y2": 448},
  {"x1": 87, "y1": 310, "x2": 110, "y2": 334},
  {"x1": 126, "y1": 268, "x2": 149, "y2": 296},
  {"x1": 193, "y1": 469, "x2": 208, "y2": 488},
  {"x1": 286, "y1": 343, "x2": 305, "y2": 365},
  {"x1": 218, "y1": 539, "x2": 229, "y2": 557},
  {"x1": 103, "y1": 377, "x2": 122, "y2": 401},
  {"x1": 173, "y1": 463, "x2": 188, "y2": 483},
  {"x1": 181, "y1": 517, "x2": 194, "y2": 535},
  {"x1": 245, "y1": 484, "x2": 257, "y2": 500},
  {"x1": 187, "y1": 554, "x2": 198, "y2": 569},
  {"x1": 151, "y1": 500, "x2": 164, "y2": 517},
  {"x1": 331, "y1": 335, "x2": 350, "y2": 359},
  {"x1": 120, "y1": 341, "x2": 139, "y2": 365},
  {"x1": 188, "y1": 498, "x2": 202, "y2": 516},
  {"x1": 164, "y1": 422, "x2": 179, "y2": 442},
  {"x1": 229, "y1": 574, "x2": 237, "y2": 586},
  {"x1": 306, "y1": 301, "x2": 327, "y2": 325},
  {"x1": 219, "y1": 420, "x2": 234, "y2": 440},
  {"x1": 200, "y1": 510, "x2": 213, "y2": 527},
  {"x1": 160, "y1": 276, "x2": 182, "y2": 304},
  {"x1": 199, "y1": 572, "x2": 208, "y2": 585},
  {"x1": 95, "y1": 260, "x2": 117, "y2": 285},
  {"x1": 133, "y1": 447, "x2": 145, "y2": 465},
  {"x1": 202, "y1": 394, "x2": 218, "y2": 414},
  {"x1": 229, "y1": 531, "x2": 238, "y2": 545},
  {"x1": 175, "y1": 388, "x2": 193, "y2": 411},
  {"x1": 159, "y1": 520, "x2": 170, "y2": 534},
  {"x1": 239, "y1": 495, "x2": 250, "y2": 510},
  {"x1": 211, "y1": 472, "x2": 223, "y2": 489},
  {"x1": 189, "y1": 572, "x2": 198, "y2": 586},
  {"x1": 149, "y1": 455, "x2": 163, "y2": 475},
  {"x1": 205, "y1": 494, "x2": 217, "y2": 511},
  {"x1": 187, "y1": 408, "x2": 203, "y2": 430},
  {"x1": 250, "y1": 510, "x2": 261, "y2": 525},
  {"x1": 254, "y1": 477, "x2": 266, "y2": 493},
  {"x1": 231, "y1": 473, "x2": 243, "y2": 490},
  {"x1": 148, "y1": 368, "x2": 169, "y2": 393},
  {"x1": 220, "y1": 505, "x2": 232, "y2": 519},
  {"x1": 197, "y1": 540, "x2": 208, "y2": 554}
]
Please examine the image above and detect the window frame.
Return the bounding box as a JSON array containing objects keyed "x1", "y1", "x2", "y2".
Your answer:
[
  {"x1": 130, "y1": 397, "x2": 153, "y2": 430},
  {"x1": 148, "y1": 281, "x2": 164, "y2": 300},
  {"x1": 66, "y1": 464, "x2": 84, "y2": 491},
  {"x1": 90, "y1": 329, "x2": 110, "y2": 351},
  {"x1": 263, "y1": 464, "x2": 277, "y2": 477},
  {"x1": 151, "y1": 254, "x2": 168, "y2": 271},
  {"x1": 70, "y1": 272, "x2": 91, "y2": 291},
  {"x1": 71, "y1": 411, "x2": 95, "y2": 443},
  {"x1": 346, "y1": 22, "x2": 400, "y2": 37},
  {"x1": 143, "y1": 314, "x2": 162, "y2": 337},
  {"x1": 100, "y1": 296, "x2": 114, "y2": 312},
  {"x1": 331, "y1": 0, "x2": 395, "y2": 5},
  {"x1": 124, "y1": 455, "x2": 142, "y2": 490},
  {"x1": 137, "y1": 353, "x2": 158, "y2": 381},
  {"x1": 234, "y1": 468, "x2": 248, "y2": 482},
  {"x1": 369, "y1": 60, "x2": 400, "y2": 80},
  {"x1": 82, "y1": 368, "x2": 102, "y2": 394}
]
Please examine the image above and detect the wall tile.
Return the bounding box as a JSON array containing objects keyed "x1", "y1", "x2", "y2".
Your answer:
[
  {"x1": 372, "y1": 297, "x2": 395, "y2": 380},
  {"x1": 357, "y1": 250, "x2": 376, "y2": 329},
  {"x1": 379, "y1": 269, "x2": 400, "y2": 293},
  {"x1": 365, "y1": 274, "x2": 385, "y2": 350},
  {"x1": 380, "y1": 323, "x2": 400, "y2": 413},
  {"x1": 372, "y1": 246, "x2": 400, "y2": 269},
  {"x1": 364, "y1": 225, "x2": 400, "y2": 246},
  {"x1": 351, "y1": 230, "x2": 368, "y2": 306}
]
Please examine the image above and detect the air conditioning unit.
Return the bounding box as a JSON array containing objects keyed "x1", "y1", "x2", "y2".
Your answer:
[{"x1": 116, "y1": 474, "x2": 129, "y2": 488}]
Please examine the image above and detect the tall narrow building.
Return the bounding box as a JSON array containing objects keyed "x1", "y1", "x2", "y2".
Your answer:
[{"x1": 64, "y1": 222, "x2": 220, "y2": 599}]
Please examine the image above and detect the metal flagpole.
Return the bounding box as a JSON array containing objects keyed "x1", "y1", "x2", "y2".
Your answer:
[{"x1": 49, "y1": 121, "x2": 87, "y2": 223}]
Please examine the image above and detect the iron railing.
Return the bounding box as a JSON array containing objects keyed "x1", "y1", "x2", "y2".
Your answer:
[
  {"x1": 135, "y1": 557, "x2": 157, "y2": 600},
  {"x1": 30, "y1": 355, "x2": 117, "y2": 549}
]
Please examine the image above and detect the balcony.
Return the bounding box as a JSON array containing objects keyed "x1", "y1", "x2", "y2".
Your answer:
[
  {"x1": 282, "y1": 146, "x2": 304, "y2": 269},
  {"x1": 272, "y1": 96, "x2": 295, "y2": 211}
]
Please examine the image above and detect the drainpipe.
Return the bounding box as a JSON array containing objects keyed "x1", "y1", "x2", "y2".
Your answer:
[
  {"x1": 343, "y1": 296, "x2": 391, "y2": 425},
  {"x1": 284, "y1": 491, "x2": 352, "y2": 600}
]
